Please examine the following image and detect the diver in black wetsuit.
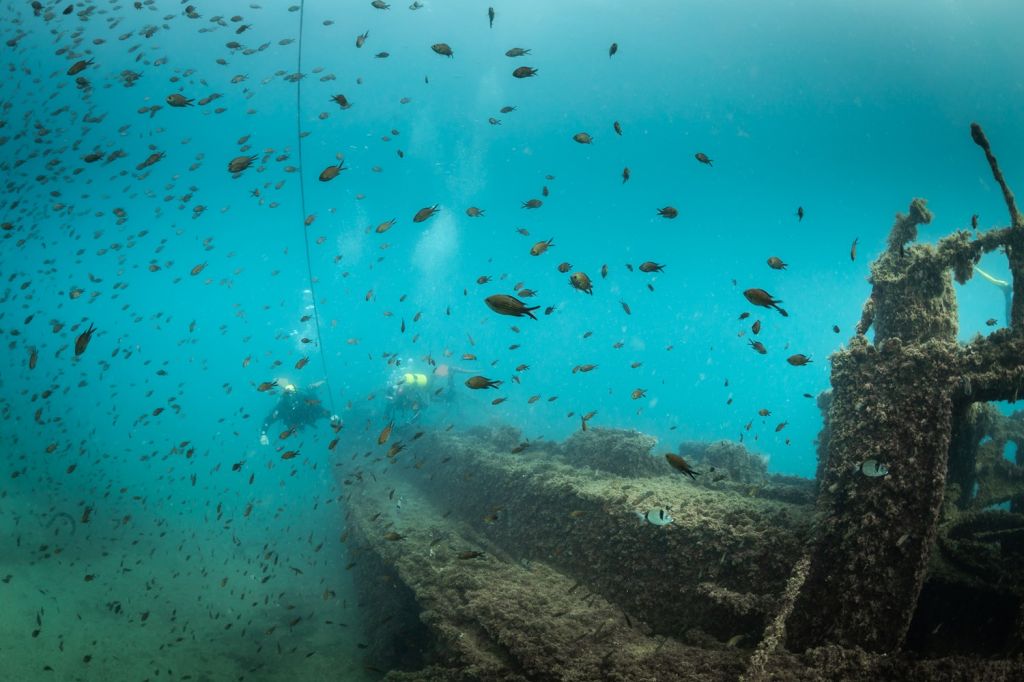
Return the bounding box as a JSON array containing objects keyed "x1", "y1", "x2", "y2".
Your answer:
[{"x1": 259, "y1": 382, "x2": 337, "y2": 445}]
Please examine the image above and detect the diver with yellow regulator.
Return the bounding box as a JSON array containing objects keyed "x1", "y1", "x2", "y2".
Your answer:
[{"x1": 385, "y1": 359, "x2": 474, "y2": 425}]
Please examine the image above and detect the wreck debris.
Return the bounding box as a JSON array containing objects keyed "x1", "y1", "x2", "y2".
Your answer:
[
  {"x1": 342, "y1": 426, "x2": 1020, "y2": 679},
  {"x1": 786, "y1": 124, "x2": 1024, "y2": 653}
]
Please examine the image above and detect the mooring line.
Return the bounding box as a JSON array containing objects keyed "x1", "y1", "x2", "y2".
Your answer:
[{"x1": 295, "y1": 0, "x2": 337, "y2": 416}]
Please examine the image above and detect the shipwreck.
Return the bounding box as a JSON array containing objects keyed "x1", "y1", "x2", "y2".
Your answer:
[{"x1": 338, "y1": 124, "x2": 1024, "y2": 681}]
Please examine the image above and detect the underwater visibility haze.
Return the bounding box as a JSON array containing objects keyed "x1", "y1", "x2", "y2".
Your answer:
[{"x1": 2, "y1": 1, "x2": 1024, "y2": 680}]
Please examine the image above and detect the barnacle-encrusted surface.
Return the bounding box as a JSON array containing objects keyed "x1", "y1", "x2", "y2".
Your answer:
[
  {"x1": 560, "y1": 427, "x2": 663, "y2": 477},
  {"x1": 788, "y1": 125, "x2": 1024, "y2": 656},
  {"x1": 679, "y1": 440, "x2": 766, "y2": 484},
  {"x1": 342, "y1": 428, "x2": 1021, "y2": 680},
  {"x1": 402, "y1": 429, "x2": 811, "y2": 640}
]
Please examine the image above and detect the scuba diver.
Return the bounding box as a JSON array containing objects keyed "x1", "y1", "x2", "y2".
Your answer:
[
  {"x1": 385, "y1": 360, "x2": 474, "y2": 426},
  {"x1": 259, "y1": 380, "x2": 338, "y2": 445},
  {"x1": 975, "y1": 265, "x2": 1012, "y2": 324}
]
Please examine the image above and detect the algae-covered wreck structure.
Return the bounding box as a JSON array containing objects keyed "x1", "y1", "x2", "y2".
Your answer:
[{"x1": 342, "y1": 125, "x2": 1024, "y2": 680}]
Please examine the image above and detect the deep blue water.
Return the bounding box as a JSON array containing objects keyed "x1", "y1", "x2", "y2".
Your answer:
[{"x1": 1, "y1": 0, "x2": 1022, "y2": 678}]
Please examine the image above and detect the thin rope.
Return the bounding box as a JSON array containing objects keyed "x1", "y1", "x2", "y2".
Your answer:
[{"x1": 295, "y1": 0, "x2": 337, "y2": 417}]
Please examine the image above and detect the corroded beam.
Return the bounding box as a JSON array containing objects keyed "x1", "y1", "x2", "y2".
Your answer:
[{"x1": 786, "y1": 338, "x2": 959, "y2": 651}]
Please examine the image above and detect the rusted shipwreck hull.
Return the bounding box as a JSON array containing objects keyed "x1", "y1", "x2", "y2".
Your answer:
[
  {"x1": 339, "y1": 124, "x2": 1024, "y2": 680},
  {"x1": 340, "y1": 427, "x2": 1020, "y2": 680}
]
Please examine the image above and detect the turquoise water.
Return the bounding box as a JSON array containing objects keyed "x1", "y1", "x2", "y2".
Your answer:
[{"x1": 1, "y1": 0, "x2": 1022, "y2": 678}]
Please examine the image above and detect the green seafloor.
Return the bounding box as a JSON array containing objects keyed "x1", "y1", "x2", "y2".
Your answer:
[{"x1": 2, "y1": 1, "x2": 1024, "y2": 680}]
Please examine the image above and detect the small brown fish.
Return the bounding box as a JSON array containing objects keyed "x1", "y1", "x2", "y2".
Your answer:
[
  {"x1": 569, "y1": 272, "x2": 593, "y2": 295},
  {"x1": 743, "y1": 289, "x2": 787, "y2": 317},
  {"x1": 512, "y1": 66, "x2": 538, "y2": 78},
  {"x1": 465, "y1": 376, "x2": 502, "y2": 389},
  {"x1": 766, "y1": 256, "x2": 787, "y2": 270},
  {"x1": 485, "y1": 294, "x2": 540, "y2": 320},
  {"x1": 572, "y1": 132, "x2": 593, "y2": 144},
  {"x1": 431, "y1": 43, "x2": 454, "y2": 58},
  {"x1": 318, "y1": 161, "x2": 346, "y2": 182},
  {"x1": 75, "y1": 323, "x2": 97, "y2": 356},
  {"x1": 167, "y1": 93, "x2": 193, "y2": 107},
  {"x1": 694, "y1": 152, "x2": 713, "y2": 166},
  {"x1": 630, "y1": 388, "x2": 646, "y2": 400},
  {"x1": 665, "y1": 453, "x2": 700, "y2": 479},
  {"x1": 67, "y1": 58, "x2": 93, "y2": 76},
  {"x1": 530, "y1": 238, "x2": 554, "y2": 256},
  {"x1": 850, "y1": 238, "x2": 858, "y2": 261},
  {"x1": 638, "y1": 261, "x2": 664, "y2": 273},
  {"x1": 749, "y1": 339, "x2": 767, "y2": 354},
  {"x1": 377, "y1": 421, "x2": 394, "y2": 445},
  {"x1": 622, "y1": 167, "x2": 630, "y2": 183},
  {"x1": 413, "y1": 205, "x2": 439, "y2": 222},
  {"x1": 227, "y1": 155, "x2": 258, "y2": 173},
  {"x1": 657, "y1": 206, "x2": 678, "y2": 219},
  {"x1": 787, "y1": 354, "x2": 812, "y2": 366}
]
